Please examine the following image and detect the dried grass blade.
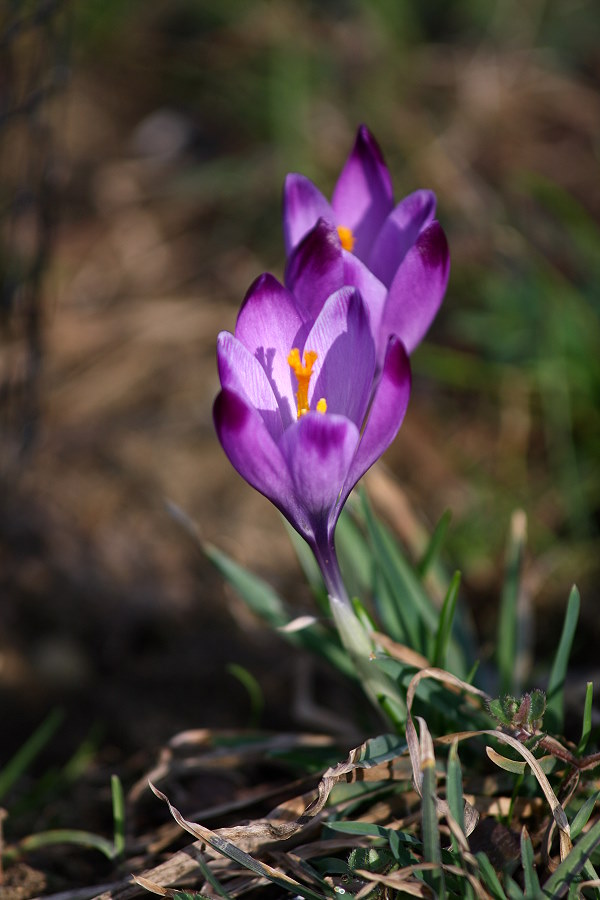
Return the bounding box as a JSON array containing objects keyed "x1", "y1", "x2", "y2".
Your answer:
[
  {"x1": 150, "y1": 785, "x2": 327, "y2": 900},
  {"x1": 357, "y1": 863, "x2": 488, "y2": 899}
]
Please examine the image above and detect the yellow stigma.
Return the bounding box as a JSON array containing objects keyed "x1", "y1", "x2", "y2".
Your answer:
[
  {"x1": 287, "y1": 348, "x2": 327, "y2": 418},
  {"x1": 337, "y1": 224, "x2": 355, "y2": 252}
]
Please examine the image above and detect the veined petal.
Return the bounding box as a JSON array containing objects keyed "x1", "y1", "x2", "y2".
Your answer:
[
  {"x1": 340, "y1": 336, "x2": 411, "y2": 509},
  {"x1": 214, "y1": 388, "x2": 305, "y2": 532},
  {"x1": 283, "y1": 173, "x2": 334, "y2": 255},
  {"x1": 280, "y1": 412, "x2": 359, "y2": 531},
  {"x1": 307, "y1": 287, "x2": 376, "y2": 428},
  {"x1": 235, "y1": 273, "x2": 305, "y2": 423},
  {"x1": 284, "y1": 220, "x2": 344, "y2": 321},
  {"x1": 368, "y1": 189, "x2": 437, "y2": 287},
  {"x1": 380, "y1": 221, "x2": 450, "y2": 355},
  {"x1": 342, "y1": 251, "x2": 387, "y2": 344},
  {"x1": 217, "y1": 331, "x2": 288, "y2": 438},
  {"x1": 331, "y1": 125, "x2": 394, "y2": 262}
]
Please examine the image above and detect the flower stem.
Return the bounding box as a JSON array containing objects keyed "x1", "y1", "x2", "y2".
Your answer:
[{"x1": 311, "y1": 533, "x2": 406, "y2": 726}]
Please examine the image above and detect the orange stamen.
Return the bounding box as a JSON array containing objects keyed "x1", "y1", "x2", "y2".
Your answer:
[
  {"x1": 337, "y1": 225, "x2": 355, "y2": 252},
  {"x1": 288, "y1": 348, "x2": 327, "y2": 418}
]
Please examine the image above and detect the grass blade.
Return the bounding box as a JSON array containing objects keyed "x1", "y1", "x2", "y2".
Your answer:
[
  {"x1": 475, "y1": 852, "x2": 507, "y2": 900},
  {"x1": 17, "y1": 828, "x2": 118, "y2": 860},
  {"x1": 497, "y1": 510, "x2": 527, "y2": 696},
  {"x1": 227, "y1": 664, "x2": 264, "y2": 728},
  {"x1": 153, "y1": 785, "x2": 328, "y2": 900},
  {"x1": 417, "y1": 509, "x2": 451, "y2": 578},
  {"x1": 432, "y1": 571, "x2": 461, "y2": 669},
  {"x1": 577, "y1": 682, "x2": 594, "y2": 754},
  {"x1": 0, "y1": 708, "x2": 64, "y2": 802},
  {"x1": 545, "y1": 585, "x2": 580, "y2": 734},
  {"x1": 446, "y1": 741, "x2": 465, "y2": 840},
  {"x1": 111, "y1": 774, "x2": 126, "y2": 860},
  {"x1": 203, "y1": 542, "x2": 353, "y2": 677},
  {"x1": 520, "y1": 827, "x2": 541, "y2": 897},
  {"x1": 542, "y1": 816, "x2": 600, "y2": 896},
  {"x1": 283, "y1": 520, "x2": 327, "y2": 609},
  {"x1": 569, "y1": 790, "x2": 599, "y2": 840},
  {"x1": 361, "y1": 491, "x2": 438, "y2": 650},
  {"x1": 419, "y1": 720, "x2": 445, "y2": 899}
]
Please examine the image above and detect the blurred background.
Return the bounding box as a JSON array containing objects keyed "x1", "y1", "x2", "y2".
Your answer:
[{"x1": 1, "y1": 0, "x2": 599, "y2": 760}]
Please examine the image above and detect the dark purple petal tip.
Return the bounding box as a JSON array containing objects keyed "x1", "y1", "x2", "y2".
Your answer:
[
  {"x1": 417, "y1": 220, "x2": 450, "y2": 282},
  {"x1": 239, "y1": 272, "x2": 284, "y2": 314},
  {"x1": 286, "y1": 217, "x2": 342, "y2": 285},
  {"x1": 385, "y1": 335, "x2": 412, "y2": 388},
  {"x1": 355, "y1": 123, "x2": 387, "y2": 168},
  {"x1": 213, "y1": 387, "x2": 249, "y2": 434}
]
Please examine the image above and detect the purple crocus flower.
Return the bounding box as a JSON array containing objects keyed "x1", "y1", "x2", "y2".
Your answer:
[
  {"x1": 286, "y1": 217, "x2": 449, "y2": 364},
  {"x1": 283, "y1": 126, "x2": 449, "y2": 356},
  {"x1": 214, "y1": 273, "x2": 411, "y2": 601}
]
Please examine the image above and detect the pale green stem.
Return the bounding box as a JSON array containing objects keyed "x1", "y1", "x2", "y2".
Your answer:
[{"x1": 311, "y1": 533, "x2": 406, "y2": 724}]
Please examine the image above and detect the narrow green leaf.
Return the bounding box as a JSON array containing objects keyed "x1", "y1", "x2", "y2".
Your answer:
[
  {"x1": 503, "y1": 874, "x2": 526, "y2": 900},
  {"x1": 433, "y1": 571, "x2": 461, "y2": 668},
  {"x1": 417, "y1": 509, "x2": 452, "y2": 578},
  {"x1": 283, "y1": 520, "x2": 327, "y2": 609},
  {"x1": 486, "y1": 746, "x2": 527, "y2": 775},
  {"x1": 335, "y1": 508, "x2": 374, "y2": 599},
  {"x1": 577, "y1": 681, "x2": 593, "y2": 754},
  {"x1": 543, "y1": 816, "x2": 600, "y2": 896},
  {"x1": 421, "y1": 760, "x2": 445, "y2": 897},
  {"x1": 446, "y1": 741, "x2": 465, "y2": 839},
  {"x1": 111, "y1": 774, "x2": 126, "y2": 860},
  {"x1": 361, "y1": 492, "x2": 438, "y2": 650},
  {"x1": 194, "y1": 850, "x2": 233, "y2": 900},
  {"x1": 0, "y1": 708, "x2": 64, "y2": 802},
  {"x1": 204, "y1": 542, "x2": 353, "y2": 677},
  {"x1": 356, "y1": 732, "x2": 407, "y2": 763},
  {"x1": 497, "y1": 510, "x2": 527, "y2": 696},
  {"x1": 570, "y1": 790, "x2": 599, "y2": 840},
  {"x1": 326, "y1": 821, "x2": 418, "y2": 845},
  {"x1": 520, "y1": 828, "x2": 541, "y2": 897},
  {"x1": 475, "y1": 852, "x2": 508, "y2": 900},
  {"x1": 204, "y1": 542, "x2": 288, "y2": 627},
  {"x1": 226, "y1": 665, "x2": 264, "y2": 728},
  {"x1": 18, "y1": 828, "x2": 117, "y2": 860},
  {"x1": 545, "y1": 585, "x2": 580, "y2": 734}
]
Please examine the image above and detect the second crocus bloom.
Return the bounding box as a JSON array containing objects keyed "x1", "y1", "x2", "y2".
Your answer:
[
  {"x1": 283, "y1": 125, "x2": 450, "y2": 358},
  {"x1": 283, "y1": 125, "x2": 437, "y2": 284}
]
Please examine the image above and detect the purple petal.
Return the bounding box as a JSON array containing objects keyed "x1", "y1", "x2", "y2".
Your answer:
[
  {"x1": 306, "y1": 287, "x2": 376, "y2": 428},
  {"x1": 214, "y1": 388, "x2": 305, "y2": 532},
  {"x1": 283, "y1": 173, "x2": 334, "y2": 255},
  {"x1": 380, "y1": 221, "x2": 450, "y2": 355},
  {"x1": 217, "y1": 331, "x2": 288, "y2": 438},
  {"x1": 342, "y1": 252, "x2": 387, "y2": 343},
  {"x1": 280, "y1": 412, "x2": 359, "y2": 529},
  {"x1": 235, "y1": 273, "x2": 305, "y2": 423},
  {"x1": 284, "y1": 220, "x2": 344, "y2": 320},
  {"x1": 331, "y1": 125, "x2": 394, "y2": 262},
  {"x1": 368, "y1": 189, "x2": 437, "y2": 286},
  {"x1": 340, "y1": 336, "x2": 411, "y2": 508}
]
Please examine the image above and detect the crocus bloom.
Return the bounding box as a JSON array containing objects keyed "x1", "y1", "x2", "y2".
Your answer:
[
  {"x1": 214, "y1": 273, "x2": 411, "y2": 599},
  {"x1": 286, "y1": 217, "x2": 449, "y2": 366},
  {"x1": 283, "y1": 126, "x2": 449, "y2": 356}
]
